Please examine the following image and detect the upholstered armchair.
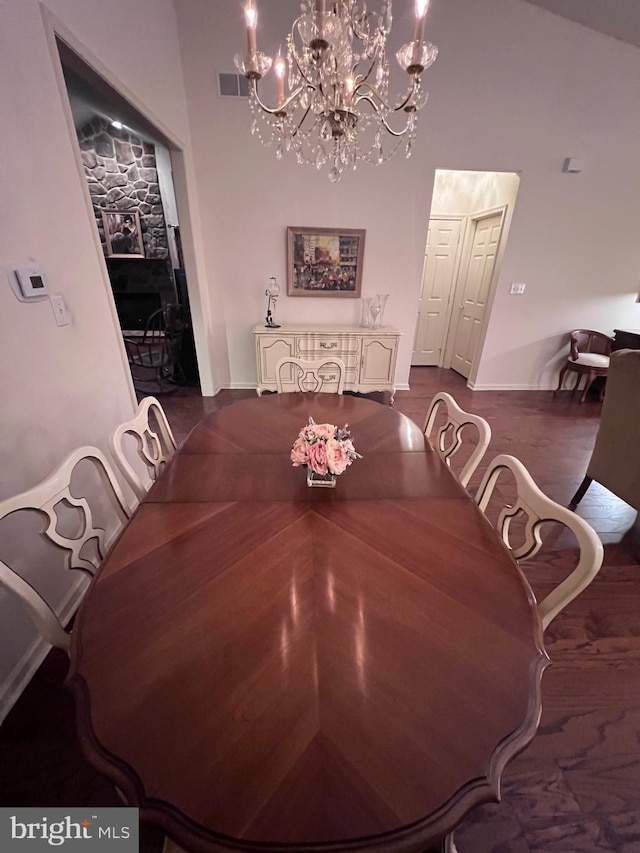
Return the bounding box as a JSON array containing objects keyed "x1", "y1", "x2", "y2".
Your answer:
[
  {"x1": 570, "y1": 349, "x2": 640, "y2": 512},
  {"x1": 554, "y1": 329, "x2": 613, "y2": 404}
]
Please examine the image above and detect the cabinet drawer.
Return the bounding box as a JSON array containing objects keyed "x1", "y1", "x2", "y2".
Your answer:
[{"x1": 296, "y1": 335, "x2": 360, "y2": 356}]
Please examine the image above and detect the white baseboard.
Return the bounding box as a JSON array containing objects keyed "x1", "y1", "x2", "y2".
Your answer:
[
  {"x1": 0, "y1": 576, "x2": 88, "y2": 725},
  {"x1": 217, "y1": 380, "x2": 557, "y2": 394},
  {"x1": 468, "y1": 381, "x2": 556, "y2": 391},
  {"x1": 226, "y1": 382, "x2": 413, "y2": 393}
]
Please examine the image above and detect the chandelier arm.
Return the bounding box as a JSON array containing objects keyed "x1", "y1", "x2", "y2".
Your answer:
[
  {"x1": 250, "y1": 78, "x2": 307, "y2": 115},
  {"x1": 291, "y1": 50, "x2": 318, "y2": 90},
  {"x1": 377, "y1": 116, "x2": 409, "y2": 137},
  {"x1": 392, "y1": 84, "x2": 419, "y2": 112},
  {"x1": 355, "y1": 81, "x2": 390, "y2": 110},
  {"x1": 316, "y1": 49, "x2": 341, "y2": 108},
  {"x1": 354, "y1": 55, "x2": 378, "y2": 87},
  {"x1": 350, "y1": 10, "x2": 375, "y2": 42},
  {"x1": 290, "y1": 104, "x2": 315, "y2": 137},
  {"x1": 356, "y1": 73, "x2": 418, "y2": 113},
  {"x1": 356, "y1": 94, "x2": 409, "y2": 137}
]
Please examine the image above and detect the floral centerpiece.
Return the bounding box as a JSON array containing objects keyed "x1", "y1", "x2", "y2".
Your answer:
[{"x1": 291, "y1": 417, "x2": 361, "y2": 487}]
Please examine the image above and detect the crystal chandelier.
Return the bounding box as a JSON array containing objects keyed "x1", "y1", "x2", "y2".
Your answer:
[{"x1": 234, "y1": 0, "x2": 437, "y2": 182}]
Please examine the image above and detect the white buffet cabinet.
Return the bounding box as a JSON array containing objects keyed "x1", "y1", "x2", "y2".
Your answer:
[{"x1": 253, "y1": 324, "x2": 402, "y2": 400}]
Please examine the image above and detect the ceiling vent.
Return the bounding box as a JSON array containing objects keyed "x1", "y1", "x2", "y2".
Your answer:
[{"x1": 217, "y1": 73, "x2": 249, "y2": 99}]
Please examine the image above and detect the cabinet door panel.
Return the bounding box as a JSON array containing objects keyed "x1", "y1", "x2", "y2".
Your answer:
[
  {"x1": 260, "y1": 337, "x2": 295, "y2": 383},
  {"x1": 360, "y1": 339, "x2": 395, "y2": 384}
]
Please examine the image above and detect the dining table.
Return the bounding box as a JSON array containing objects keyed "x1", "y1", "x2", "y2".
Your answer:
[{"x1": 69, "y1": 392, "x2": 548, "y2": 853}]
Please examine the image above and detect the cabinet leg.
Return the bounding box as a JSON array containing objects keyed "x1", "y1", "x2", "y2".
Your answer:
[{"x1": 256, "y1": 386, "x2": 263, "y2": 397}]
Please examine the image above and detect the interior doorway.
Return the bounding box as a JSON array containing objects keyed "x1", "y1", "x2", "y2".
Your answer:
[
  {"x1": 412, "y1": 170, "x2": 520, "y2": 382},
  {"x1": 56, "y1": 40, "x2": 201, "y2": 396}
]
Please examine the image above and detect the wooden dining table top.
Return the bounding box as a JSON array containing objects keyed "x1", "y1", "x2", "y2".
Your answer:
[{"x1": 69, "y1": 392, "x2": 548, "y2": 853}]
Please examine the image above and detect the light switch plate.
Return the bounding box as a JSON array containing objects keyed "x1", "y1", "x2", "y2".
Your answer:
[
  {"x1": 50, "y1": 294, "x2": 70, "y2": 326},
  {"x1": 509, "y1": 282, "x2": 526, "y2": 295}
]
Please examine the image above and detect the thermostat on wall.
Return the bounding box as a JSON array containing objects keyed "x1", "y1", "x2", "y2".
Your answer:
[{"x1": 14, "y1": 265, "x2": 50, "y2": 299}]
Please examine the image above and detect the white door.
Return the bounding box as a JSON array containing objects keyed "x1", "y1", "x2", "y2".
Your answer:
[
  {"x1": 412, "y1": 218, "x2": 462, "y2": 366},
  {"x1": 449, "y1": 211, "x2": 503, "y2": 379}
]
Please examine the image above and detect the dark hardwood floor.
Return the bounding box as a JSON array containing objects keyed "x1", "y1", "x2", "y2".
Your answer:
[{"x1": 2, "y1": 367, "x2": 639, "y2": 852}]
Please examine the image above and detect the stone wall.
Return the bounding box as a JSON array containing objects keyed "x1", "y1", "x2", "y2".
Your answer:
[{"x1": 78, "y1": 118, "x2": 169, "y2": 259}]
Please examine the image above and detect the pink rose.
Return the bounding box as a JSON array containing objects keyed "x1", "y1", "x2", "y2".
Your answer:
[
  {"x1": 307, "y1": 440, "x2": 328, "y2": 474},
  {"x1": 314, "y1": 422, "x2": 336, "y2": 441},
  {"x1": 325, "y1": 438, "x2": 350, "y2": 475},
  {"x1": 290, "y1": 437, "x2": 308, "y2": 467}
]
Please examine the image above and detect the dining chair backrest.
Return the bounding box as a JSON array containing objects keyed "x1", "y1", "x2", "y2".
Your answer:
[
  {"x1": 124, "y1": 303, "x2": 186, "y2": 395},
  {"x1": 475, "y1": 454, "x2": 603, "y2": 630},
  {"x1": 423, "y1": 392, "x2": 491, "y2": 488},
  {"x1": 275, "y1": 357, "x2": 346, "y2": 394},
  {"x1": 0, "y1": 447, "x2": 131, "y2": 654},
  {"x1": 109, "y1": 396, "x2": 177, "y2": 504}
]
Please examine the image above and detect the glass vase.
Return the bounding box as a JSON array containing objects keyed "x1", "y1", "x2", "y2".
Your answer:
[
  {"x1": 307, "y1": 469, "x2": 337, "y2": 488},
  {"x1": 376, "y1": 293, "x2": 390, "y2": 327},
  {"x1": 360, "y1": 297, "x2": 373, "y2": 328}
]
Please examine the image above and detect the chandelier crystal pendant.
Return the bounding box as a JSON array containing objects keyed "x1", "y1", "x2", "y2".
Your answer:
[{"x1": 234, "y1": 0, "x2": 437, "y2": 182}]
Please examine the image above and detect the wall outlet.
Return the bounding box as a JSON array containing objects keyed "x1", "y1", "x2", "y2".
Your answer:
[
  {"x1": 509, "y1": 282, "x2": 526, "y2": 295},
  {"x1": 50, "y1": 294, "x2": 70, "y2": 326}
]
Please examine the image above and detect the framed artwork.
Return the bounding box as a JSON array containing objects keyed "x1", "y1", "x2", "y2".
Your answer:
[
  {"x1": 287, "y1": 226, "x2": 365, "y2": 297},
  {"x1": 101, "y1": 209, "x2": 145, "y2": 258}
]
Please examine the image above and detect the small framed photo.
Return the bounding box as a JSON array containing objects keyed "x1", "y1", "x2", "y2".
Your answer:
[
  {"x1": 101, "y1": 209, "x2": 145, "y2": 258},
  {"x1": 287, "y1": 226, "x2": 365, "y2": 297}
]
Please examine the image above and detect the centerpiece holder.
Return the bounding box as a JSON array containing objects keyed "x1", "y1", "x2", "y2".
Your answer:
[{"x1": 307, "y1": 469, "x2": 337, "y2": 488}]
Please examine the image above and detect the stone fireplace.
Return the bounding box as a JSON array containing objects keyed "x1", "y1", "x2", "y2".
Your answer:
[{"x1": 78, "y1": 117, "x2": 169, "y2": 261}]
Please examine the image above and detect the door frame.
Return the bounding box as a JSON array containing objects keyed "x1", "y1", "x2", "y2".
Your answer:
[
  {"x1": 413, "y1": 214, "x2": 467, "y2": 367},
  {"x1": 442, "y1": 205, "x2": 508, "y2": 381},
  {"x1": 41, "y1": 6, "x2": 216, "y2": 396}
]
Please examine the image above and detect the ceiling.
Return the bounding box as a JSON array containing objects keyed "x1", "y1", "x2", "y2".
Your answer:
[
  {"x1": 60, "y1": 2, "x2": 640, "y2": 137},
  {"x1": 59, "y1": 41, "x2": 164, "y2": 145},
  {"x1": 522, "y1": 0, "x2": 640, "y2": 49}
]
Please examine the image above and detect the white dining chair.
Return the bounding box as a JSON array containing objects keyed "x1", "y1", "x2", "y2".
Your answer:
[
  {"x1": 475, "y1": 453, "x2": 603, "y2": 630},
  {"x1": 275, "y1": 356, "x2": 346, "y2": 394},
  {"x1": 0, "y1": 446, "x2": 131, "y2": 655},
  {"x1": 446, "y1": 453, "x2": 603, "y2": 852},
  {"x1": 109, "y1": 396, "x2": 177, "y2": 505},
  {"x1": 423, "y1": 392, "x2": 491, "y2": 488}
]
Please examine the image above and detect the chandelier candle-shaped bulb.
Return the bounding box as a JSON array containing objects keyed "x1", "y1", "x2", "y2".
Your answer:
[
  {"x1": 414, "y1": 0, "x2": 429, "y2": 41},
  {"x1": 274, "y1": 50, "x2": 286, "y2": 106},
  {"x1": 344, "y1": 75, "x2": 355, "y2": 106},
  {"x1": 412, "y1": 0, "x2": 429, "y2": 65},
  {"x1": 316, "y1": 0, "x2": 327, "y2": 40},
  {"x1": 245, "y1": 1, "x2": 258, "y2": 60}
]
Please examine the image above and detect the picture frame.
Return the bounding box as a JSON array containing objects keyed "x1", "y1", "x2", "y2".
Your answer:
[
  {"x1": 287, "y1": 226, "x2": 365, "y2": 297},
  {"x1": 101, "y1": 209, "x2": 145, "y2": 258}
]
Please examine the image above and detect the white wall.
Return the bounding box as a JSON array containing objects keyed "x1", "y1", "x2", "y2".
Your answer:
[
  {"x1": 175, "y1": 0, "x2": 640, "y2": 391},
  {"x1": 0, "y1": 0, "x2": 196, "y2": 716}
]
